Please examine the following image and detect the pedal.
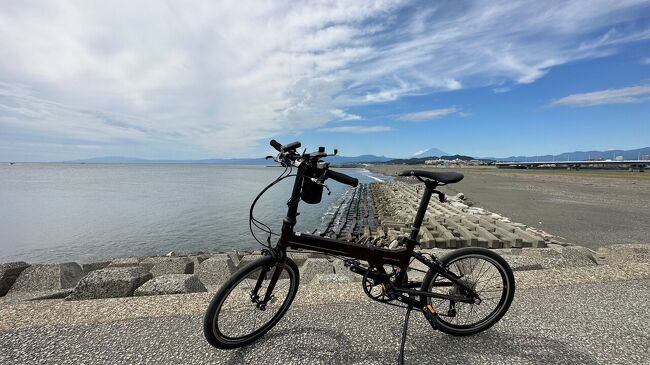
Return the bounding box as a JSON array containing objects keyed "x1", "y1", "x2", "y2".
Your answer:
[{"x1": 422, "y1": 304, "x2": 438, "y2": 327}]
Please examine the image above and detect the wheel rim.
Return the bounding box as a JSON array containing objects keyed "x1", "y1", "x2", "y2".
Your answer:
[
  {"x1": 427, "y1": 254, "x2": 510, "y2": 329},
  {"x1": 213, "y1": 264, "x2": 295, "y2": 342}
]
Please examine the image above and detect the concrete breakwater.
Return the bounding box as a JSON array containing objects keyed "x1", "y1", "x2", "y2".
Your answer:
[
  {"x1": 0, "y1": 251, "x2": 353, "y2": 303},
  {"x1": 316, "y1": 181, "x2": 553, "y2": 248},
  {"x1": 2, "y1": 243, "x2": 649, "y2": 305}
]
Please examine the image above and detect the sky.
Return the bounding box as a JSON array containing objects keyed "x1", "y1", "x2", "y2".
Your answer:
[{"x1": 1, "y1": 0, "x2": 649, "y2": 161}]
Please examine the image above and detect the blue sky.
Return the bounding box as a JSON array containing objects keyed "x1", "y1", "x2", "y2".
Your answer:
[{"x1": 1, "y1": 1, "x2": 649, "y2": 161}]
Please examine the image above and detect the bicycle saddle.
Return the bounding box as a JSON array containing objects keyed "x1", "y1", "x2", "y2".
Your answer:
[{"x1": 398, "y1": 170, "x2": 464, "y2": 184}]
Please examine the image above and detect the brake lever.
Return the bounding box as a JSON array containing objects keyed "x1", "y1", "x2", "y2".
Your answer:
[{"x1": 265, "y1": 155, "x2": 273, "y2": 160}]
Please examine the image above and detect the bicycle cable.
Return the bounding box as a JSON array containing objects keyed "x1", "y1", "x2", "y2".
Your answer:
[{"x1": 249, "y1": 164, "x2": 296, "y2": 249}]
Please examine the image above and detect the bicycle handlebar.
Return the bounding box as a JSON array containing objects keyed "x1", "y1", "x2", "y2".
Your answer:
[
  {"x1": 269, "y1": 139, "x2": 357, "y2": 186},
  {"x1": 270, "y1": 139, "x2": 282, "y2": 152},
  {"x1": 326, "y1": 169, "x2": 359, "y2": 187},
  {"x1": 270, "y1": 139, "x2": 301, "y2": 152}
]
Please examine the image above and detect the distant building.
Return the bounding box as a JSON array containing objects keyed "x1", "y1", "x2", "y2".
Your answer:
[
  {"x1": 643, "y1": 154, "x2": 650, "y2": 160},
  {"x1": 615, "y1": 156, "x2": 624, "y2": 161}
]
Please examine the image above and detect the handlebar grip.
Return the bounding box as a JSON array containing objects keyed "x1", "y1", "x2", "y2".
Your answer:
[
  {"x1": 327, "y1": 169, "x2": 359, "y2": 187},
  {"x1": 284, "y1": 141, "x2": 301, "y2": 151},
  {"x1": 270, "y1": 139, "x2": 282, "y2": 152}
]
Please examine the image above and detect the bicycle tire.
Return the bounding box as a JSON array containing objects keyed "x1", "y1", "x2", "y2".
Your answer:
[
  {"x1": 203, "y1": 255, "x2": 299, "y2": 348},
  {"x1": 420, "y1": 247, "x2": 515, "y2": 336}
]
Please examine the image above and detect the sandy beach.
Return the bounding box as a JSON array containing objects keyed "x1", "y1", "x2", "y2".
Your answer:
[{"x1": 366, "y1": 165, "x2": 650, "y2": 249}]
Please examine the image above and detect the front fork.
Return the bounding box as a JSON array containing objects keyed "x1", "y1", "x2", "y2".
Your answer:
[{"x1": 250, "y1": 249, "x2": 286, "y2": 310}]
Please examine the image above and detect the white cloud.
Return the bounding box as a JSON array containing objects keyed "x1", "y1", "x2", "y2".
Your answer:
[
  {"x1": 642, "y1": 57, "x2": 650, "y2": 65},
  {"x1": 330, "y1": 109, "x2": 362, "y2": 121},
  {"x1": 319, "y1": 126, "x2": 392, "y2": 133},
  {"x1": 549, "y1": 85, "x2": 650, "y2": 107},
  {"x1": 1, "y1": 1, "x2": 649, "y2": 158},
  {"x1": 397, "y1": 107, "x2": 459, "y2": 122}
]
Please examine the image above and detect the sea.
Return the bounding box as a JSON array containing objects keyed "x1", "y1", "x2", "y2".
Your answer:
[{"x1": 0, "y1": 164, "x2": 391, "y2": 263}]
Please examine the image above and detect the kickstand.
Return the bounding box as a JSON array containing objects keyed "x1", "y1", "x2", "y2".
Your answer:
[{"x1": 397, "y1": 305, "x2": 413, "y2": 365}]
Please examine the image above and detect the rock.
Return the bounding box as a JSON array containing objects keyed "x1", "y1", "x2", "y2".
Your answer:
[
  {"x1": 227, "y1": 251, "x2": 243, "y2": 267},
  {"x1": 134, "y1": 274, "x2": 206, "y2": 296},
  {"x1": 188, "y1": 255, "x2": 210, "y2": 271},
  {"x1": 0, "y1": 262, "x2": 30, "y2": 296},
  {"x1": 236, "y1": 254, "x2": 263, "y2": 269},
  {"x1": 108, "y1": 257, "x2": 141, "y2": 268},
  {"x1": 66, "y1": 267, "x2": 152, "y2": 300},
  {"x1": 81, "y1": 261, "x2": 111, "y2": 275},
  {"x1": 300, "y1": 258, "x2": 333, "y2": 283},
  {"x1": 287, "y1": 252, "x2": 310, "y2": 267},
  {"x1": 196, "y1": 256, "x2": 236, "y2": 287},
  {"x1": 139, "y1": 257, "x2": 172, "y2": 271},
  {"x1": 8, "y1": 263, "x2": 83, "y2": 293},
  {"x1": 454, "y1": 193, "x2": 465, "y2": 200},
  {"x1": 150, "y1": 258, "x2": 193, "y2": 277}
]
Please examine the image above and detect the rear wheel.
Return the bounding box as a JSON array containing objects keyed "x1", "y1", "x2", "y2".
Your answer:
[
  {"x1": 203, "y1": 255, "x2": 299, "y2": 348},
  {"x1": 420, "y1": 247, "x2": 515, "y2": 336}
]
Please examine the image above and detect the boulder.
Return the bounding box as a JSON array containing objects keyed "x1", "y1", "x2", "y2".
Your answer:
[
  {"x1": 149, "y1": 258, "x2": 193, "y2": 277},
  {"x1": 66, "y1": 267, "x2": 152, "y2": 300},
  {"x1": 134, "y1": 274, "x2": 206, "y2": 296},
  {"x1": 236, "y1": 254, "x2": 263, "y2": 269},
  {"x1": 139, "y1": 257, "x2": 171, "y2": 271},
  {"x1": 9, "y1": 262, "x2": 83, "y2": 293},
  {"x1": 196, "y1": 256, "x2": 236, "y2": 287},
  {"x1": 108, "y1": 257, "x2": 141, "y2": 268},
  {"x1": 227, "y1": 251, "x2": 243, "y2": 267},
  {"x1": 300, "y1": 258, "x2": 334, "y2": 283},
  {"x1": 0, "y1": 262, "x2": 30, "y2": 296},
  {"x1": 287, "y1": 253, "x2": 310, "y2": 268},
  {"x1": 188, "y1": 254, "x2": 210, "y2": 271},
  {"x1": 81, "y1": 261, "x2": 111, "y2": 275}
]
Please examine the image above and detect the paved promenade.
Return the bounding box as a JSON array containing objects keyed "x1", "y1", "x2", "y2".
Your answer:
[{"x1": 1, "y1": 263, "x2": 648, "y2": 365}]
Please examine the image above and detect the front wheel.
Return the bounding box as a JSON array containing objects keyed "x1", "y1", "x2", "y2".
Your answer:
[
  {"x1": 203, "y1": 255, "x2": 300, "y2": 349},
  {"x1": 420, "y1": 247, "x2": 515, "y2": 336}
]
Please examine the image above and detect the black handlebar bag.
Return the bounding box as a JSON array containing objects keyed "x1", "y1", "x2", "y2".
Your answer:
[{"x1": 301, "y1": 176, "x2": 324, "y2": 204}]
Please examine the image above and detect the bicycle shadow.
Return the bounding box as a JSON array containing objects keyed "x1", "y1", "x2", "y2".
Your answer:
[
  {"x1": 224, "y1": 326, "x2": 358, "y2": 365},
  {"x1": 223, "y1": 323, "x2": 598, "y2": 365},
  {"x1": 404, "y1": 327, "x2": 599, "y2": 365}
]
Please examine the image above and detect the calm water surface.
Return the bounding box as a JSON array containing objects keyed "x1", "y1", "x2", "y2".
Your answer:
[{"x1": 0, "y1": 164, "x2": 390, "y2": 263}]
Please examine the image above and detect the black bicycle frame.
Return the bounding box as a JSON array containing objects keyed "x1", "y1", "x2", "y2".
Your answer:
[{"x1": 260, "y1": 164, "x2": 478, "y2": 308}]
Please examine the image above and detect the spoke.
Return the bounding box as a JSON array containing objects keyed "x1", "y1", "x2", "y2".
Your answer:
[
  {"x1": 473, "y1": 260, "x2": 489, "y2": 282},
  {"x1": 475, "y1": 267, "x2": 499, "y2": 289}
]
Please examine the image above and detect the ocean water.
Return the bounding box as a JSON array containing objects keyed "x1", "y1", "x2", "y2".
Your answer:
[{"x1": 0, "y1": 164, "x2": 390, "y2": 263}]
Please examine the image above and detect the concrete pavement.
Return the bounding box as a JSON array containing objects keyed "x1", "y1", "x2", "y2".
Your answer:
[{"x1": 1, "y1": 274, "x2": 648, "y2": 364}]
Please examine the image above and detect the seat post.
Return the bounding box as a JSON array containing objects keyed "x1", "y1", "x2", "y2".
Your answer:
[{"x1": 409, "y1": 182, "x2": 435, "y2": 241}]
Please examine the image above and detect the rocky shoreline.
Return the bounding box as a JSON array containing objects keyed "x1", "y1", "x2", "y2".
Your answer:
[{"x1": 2, "y1": 180, "x2": 649, "y2": 304}]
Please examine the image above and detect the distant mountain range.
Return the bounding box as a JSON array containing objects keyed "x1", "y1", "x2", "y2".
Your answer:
[
  {"x1": 64, "y1": 147, "x2": 650, "y2": 165},
  {"x1": 65, "y1": 154, "x2": 396, "y2": 164},
  {"x1": 489, "y1": 146, "x2": 650, "y2": 162}
]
